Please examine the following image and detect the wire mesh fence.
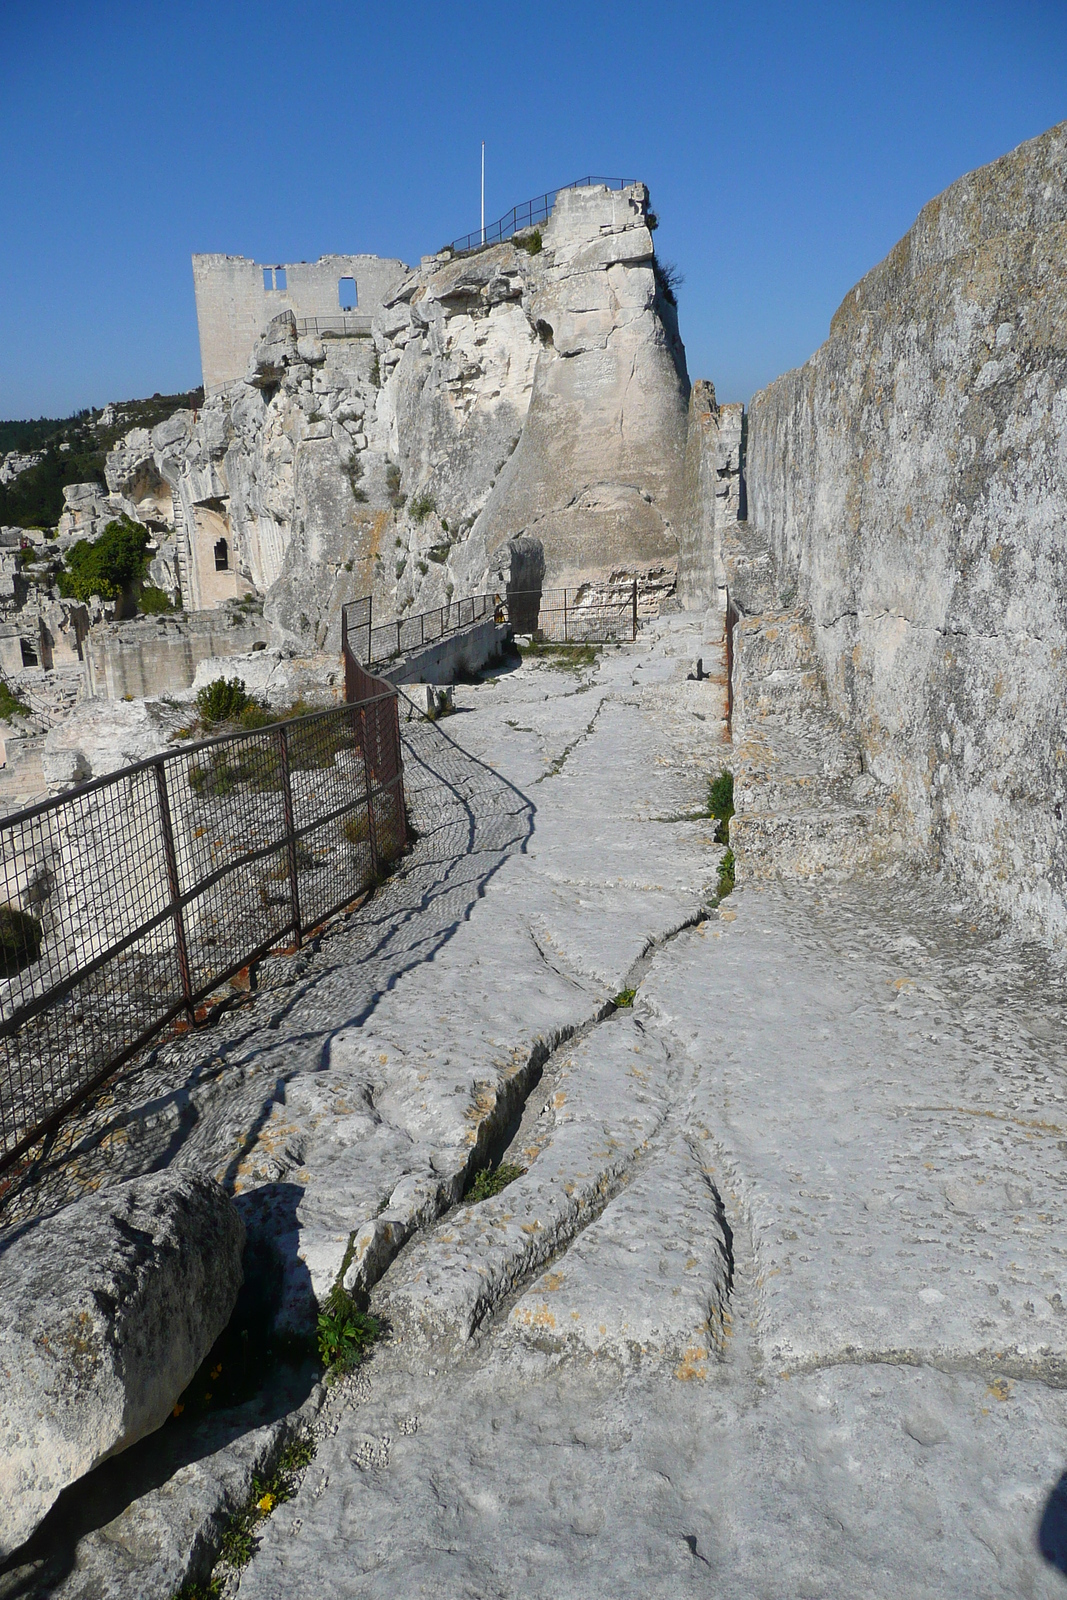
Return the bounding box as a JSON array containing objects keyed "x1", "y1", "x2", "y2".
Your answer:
[
  {"x1": 505, "y1": 583, "x2": 638, "y2": 644},
  {"x1": 342, "y1": 593, "x2": 500, "y2": 675},
  {"x1": 449, "y1": 176, "x2": 639, "y2": 256},
  {"x1": 0, "y1": 685, "x2": 405, "y2": 1175}
]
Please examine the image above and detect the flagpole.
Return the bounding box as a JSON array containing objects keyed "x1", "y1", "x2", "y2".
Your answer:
[{"x1": 481, "y1": 141, "x2": 485, "y2": 245}]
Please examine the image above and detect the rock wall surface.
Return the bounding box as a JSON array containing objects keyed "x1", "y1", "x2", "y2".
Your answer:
[
  {"x1": 747, "y1": 120, "x2": 1067, "y2": 950},
  {"x1": 106, "y1": 183, "x2": 689, "y2": 653},
  {"x1": 677, "y1": 379, "x2": 744, "y2": 612}
]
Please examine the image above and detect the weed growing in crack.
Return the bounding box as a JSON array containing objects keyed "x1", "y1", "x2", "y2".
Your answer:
[
  {"x1": 518, "y1": 639, "x2": 602, "y2": 673},
  {"x1": 317, "y1": 1284, "x2": 382, "y2": 1377},
  {"x1": 707, "y1": 769, "x2": 734, "y2": 844},
  {"x1": 466, "y1": 1162, "x2": 525, "y2": 1203},
  {"x1": 716, "y1": 848, "x2": 736, "y2": 900},
  {"x1": 612, "y1": 987, "x2": 636, "y2": 1008},
  {"x1": 174, "y1": 1429, "x2": 317, "y2": 1595}
]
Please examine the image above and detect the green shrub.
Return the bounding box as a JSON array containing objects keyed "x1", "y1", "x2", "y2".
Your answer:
[
  {"x1": 0, "y1": 680, "x2": 30, "y2": 720},
  {"x1": 409, "y1": 492, "x2": 436, "y2": 523},
  {"x1": 466, "y1": 1162, "x2": 525, "y2": 1203},
  {"x1": 0, "y1": 904, "x2": 43, "y2": 976},
  {"x1": 196, "y1": 676, "x2": 252, "y2": 725},
  {"x1": 520, "y1": 229, "x2": 542, "y2": 255},
  {"x1": 138, "y1": 584, "x2": 174, "y2": 614},
  {"x1": 57, "y1": 514, "x2": 150, "y2": 602}
]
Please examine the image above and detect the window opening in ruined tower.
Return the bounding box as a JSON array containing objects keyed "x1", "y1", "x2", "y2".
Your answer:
[
  {"x1": 262, "y1": 267, "x2": 273, "y2": 291},
  {"x1": 338, "y1": 276, "x2": 358, "y2": 309},
  {"x1": 214, "y1": 538, "x2": 229, "y2": 571},
  {"x1": 275, "y1": 267, "x2": 286, "y2": 291}
]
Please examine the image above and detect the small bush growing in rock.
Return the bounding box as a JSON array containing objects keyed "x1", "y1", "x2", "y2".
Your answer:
[
  {"x1": 520, "y1": 228, "x2": 542, "y2": 254},
  {"x1": 612, "y1": 987, "x2": 636, "y2": 1008},
  {"x1": 466, "y1": 1162, "x2": 525, "y2": 1203},
  {"x1": 409, "y1": 492, "x2": 436, "y2": 523},
  {"x1": 0, "y1": 903, "x2": 43, "y2": 976},
  {"x1": 196, "y1": 676, "x2": 252, "y2": 725}
]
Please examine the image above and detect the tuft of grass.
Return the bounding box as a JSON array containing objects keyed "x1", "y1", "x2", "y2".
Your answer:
[
  {"x1": 409, "y1": 492, "x2": 436, "y2": 523},
  {"x1": 517, "y1": 640, "x2": 601, "y2": 673},
  {"x1": 466, "y1": 1162, "x2": 525, "y2": 1204},
  {"x1": 612, "y1": 987, "x2": 636, "y2": 1008},
  {"x1": 519, "y1": 228, "x2": 542, "y2": 255}
]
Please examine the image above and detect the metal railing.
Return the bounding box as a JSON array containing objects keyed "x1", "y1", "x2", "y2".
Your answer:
[
  {"x1": 449, "y1": 177, "x2": 639, "y2": 256},
  {"x1": 506, "y1": 582, "x2": 638, "y2": 644},
  {"x1": 0, "y1": 677, "x2": 405, "y2": 1176},
  {"x1": 342, "y1": 593, "x2": 501, "y2": 674},
  {"x1": 295, "y1": 314, "x2": 374, "y2": 339}
]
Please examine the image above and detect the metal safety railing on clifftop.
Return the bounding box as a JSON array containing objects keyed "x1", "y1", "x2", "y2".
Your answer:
[
  {"x1": 449, "y1": 176, "x2": 639, "y2": 256},
  {"x1": 342, "y1": 593, "x2": 502, "y2": 679},
  {"x1": 0, "y1": 667, "x2": 405, "y2": 1177}
]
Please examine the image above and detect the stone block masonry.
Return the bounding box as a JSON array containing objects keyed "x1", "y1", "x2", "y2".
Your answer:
[{"x1": 192, "y1": 253, "x2": 408, "y2": 395}]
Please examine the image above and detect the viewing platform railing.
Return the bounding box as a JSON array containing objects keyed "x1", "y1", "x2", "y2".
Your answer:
[
  {"x1": 295, "y1": 314, "x2": 374, "y2": 339},
  {"x1": 449, "y1": 176, "x2": 639, "y2": 256}
]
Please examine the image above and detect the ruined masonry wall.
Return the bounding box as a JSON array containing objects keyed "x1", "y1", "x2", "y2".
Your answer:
[{"x1": 193, "y1": 254, "x2": 408, "y2": 395}]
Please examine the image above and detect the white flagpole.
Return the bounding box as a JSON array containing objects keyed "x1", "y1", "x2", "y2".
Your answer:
[{"x1": 481, "y1": 141, "x2": 485, "y2": 245}]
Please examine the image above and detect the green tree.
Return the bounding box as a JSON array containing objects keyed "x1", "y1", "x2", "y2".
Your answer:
[{"x1": 57, "y1": 515, "x2": 150, "y2": 602}]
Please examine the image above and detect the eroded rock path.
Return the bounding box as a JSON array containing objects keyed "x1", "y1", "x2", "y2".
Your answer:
[
  {"x1": 9, "y1": 617, "x2": 1067, "y2": 1598},
  {"x1": 227, "y1": 621, "x2": 1067, "y2": 1600}
]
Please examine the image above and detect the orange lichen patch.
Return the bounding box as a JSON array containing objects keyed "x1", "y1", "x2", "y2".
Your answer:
[
  {"x1": 520, "y1": 1221, "x2": 542, "y2": 1235},
  {"x1": 674, "y1": 1346, "x2": 708, "y2": 1382},
  {"x1": 513, "y1": 1303, "x2": 557, "y2": 1330},
  {"x1": 685, "y1": 1257, "x2": 699, "y2": 1270},
  {"x1": 539, "y1": 1272, "x2": 565, "y2": 1292},
  {"x1": 552, "y1": 1091, "x2": 568, "y2": 1109},
  {"x1": 987, "y1": 1377, "x2": 1013, "y2": 1401}
]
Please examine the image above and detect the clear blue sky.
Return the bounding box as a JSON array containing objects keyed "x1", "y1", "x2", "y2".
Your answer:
[{"x1": 2, "y1": 0, "x2": 1065, "y2": 418}]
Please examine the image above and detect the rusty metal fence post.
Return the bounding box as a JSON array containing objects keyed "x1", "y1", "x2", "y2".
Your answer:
[{"x1": 632, "y1": 578, "x2": 638, "y2": 640}]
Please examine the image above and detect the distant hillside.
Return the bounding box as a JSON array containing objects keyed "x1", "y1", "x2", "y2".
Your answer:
[{"x1": 0, "y1": 390, "x2": 203, "y2": 529}]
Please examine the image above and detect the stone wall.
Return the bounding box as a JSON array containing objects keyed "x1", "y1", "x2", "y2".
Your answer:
[
  {"x1": 746, "y1": 120, "x2": 1067, "y2": 951},
  {"x1": 85, "y1": 611, "x2": 271, "y2": 701},
  {"x1": 193, "y1": 254, "x2": 409, "y2": 395}
]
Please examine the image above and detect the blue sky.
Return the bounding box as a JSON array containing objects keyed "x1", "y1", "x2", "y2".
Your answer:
[{"x1": 1, "y1": 0, "x2": 1065, "y2": 418}]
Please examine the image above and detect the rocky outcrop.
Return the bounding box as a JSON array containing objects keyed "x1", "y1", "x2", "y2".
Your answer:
[
  {"x1": 42, "y1": 694, "x2": 188, "y2": 792},
  {"x1": 0, "y1": 1171, "x2": 243, "y2": 1557},
  {"x1": 105, "y1": 183, "x2": 690, "y2": 652},
  {"x1": 746, "y1": 120, "x2": 1067, "y2": 950}
]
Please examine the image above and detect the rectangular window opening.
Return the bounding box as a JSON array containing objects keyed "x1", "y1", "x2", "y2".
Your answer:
[
  {"x1": 262, "y1": 267, "x2": 274, "y2": 291},
  {"x1": 275, "y1": 267, "x2": 287, "y2": 291},
  {"x1": 338, "y1": 276, "x2": 358, "y2": 310}
]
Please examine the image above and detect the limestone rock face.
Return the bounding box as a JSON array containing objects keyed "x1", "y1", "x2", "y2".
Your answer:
[
  {"x1": 42, "y1": 693, "x2": 187, "y2": 792},
  {"x1": 104, "y1": 182, "x2": 689, "y2": 651},
  {"x1": 0, "y1": 1171, "x2": 244, "y2": 1557},
  {"x1": 677, "y1": 380, "x2": 743, "y2": 611},
  {"x1": 747, "y1": 120, "x2": 1067, "y2": 949}
]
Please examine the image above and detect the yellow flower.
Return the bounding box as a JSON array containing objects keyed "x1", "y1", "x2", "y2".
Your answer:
[
  {"x1": 172, "y1": 1402, "x2": 185, "y2": 1418},
  {"x1": 257, "y1": 1492, "x2": 276, "y2": 1514}
]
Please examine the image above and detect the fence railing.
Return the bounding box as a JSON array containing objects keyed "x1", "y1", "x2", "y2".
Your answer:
[
  {"x1": 449, "y1": 176, "x2": 639, "y2": 256},
  {"x1": 0, "y1": 678, "x2": 405, "y2": 1176},
  {"x1": 295, "y1": 314, "x2": 374, "y2": 339},
  {"x1": 342, "y1": 593, "x2": 501, "y2": 675},
  {"x1": 506, "y1": 582, "x2": 638, "y2": 644}
]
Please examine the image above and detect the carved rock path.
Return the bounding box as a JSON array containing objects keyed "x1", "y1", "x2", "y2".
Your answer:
[{"x1": 234, "y1": 620, "x2": 1067, "y2": 1599}]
